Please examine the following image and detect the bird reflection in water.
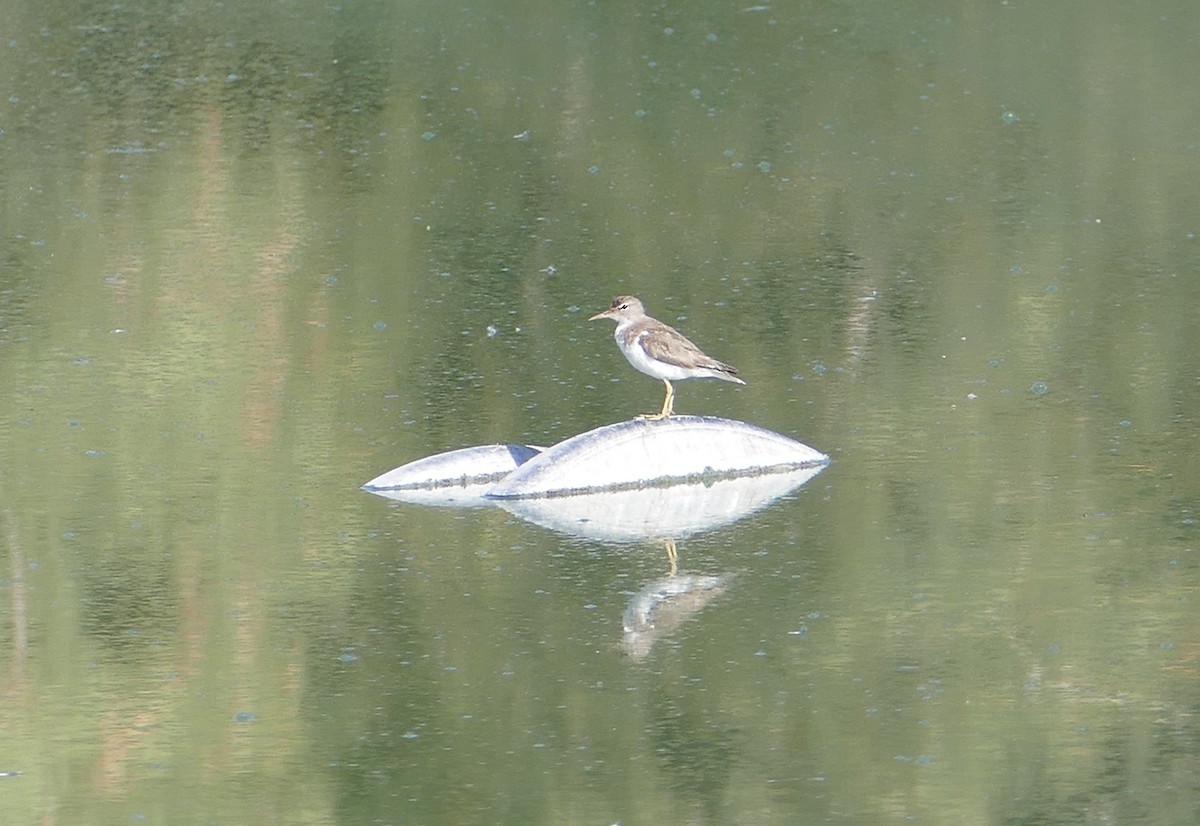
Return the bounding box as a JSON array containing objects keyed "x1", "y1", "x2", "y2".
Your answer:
[{"x1": 622, "y1": 540, "x2": 733, "y2": 660}]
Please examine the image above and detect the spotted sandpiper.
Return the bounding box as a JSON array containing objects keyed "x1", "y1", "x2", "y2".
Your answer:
[{"x1": 589, "y1": 295, "x2": 745, "y2": 420}]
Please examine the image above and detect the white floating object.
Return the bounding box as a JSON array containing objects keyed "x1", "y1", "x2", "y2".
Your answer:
[
  {"x1": 487, "y1": 416, "x2": 828, "y2": 499},
  {"x1": 362, "y1": 444, "x2": 542, "y2": 491}
]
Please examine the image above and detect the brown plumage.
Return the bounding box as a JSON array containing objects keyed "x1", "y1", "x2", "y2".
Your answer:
[{"x1": 589, "y1": 295, "x2": 744, "y2": 419}]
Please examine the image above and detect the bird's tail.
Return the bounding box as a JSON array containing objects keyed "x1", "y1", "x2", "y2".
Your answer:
[{"x1": 711, "y1": 363, "x2": 745, "y2": 385}]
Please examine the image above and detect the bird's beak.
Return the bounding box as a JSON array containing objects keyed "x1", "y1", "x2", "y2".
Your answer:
[{"x1": 588, "y1": 309, "x2": 613, "y2": 321}]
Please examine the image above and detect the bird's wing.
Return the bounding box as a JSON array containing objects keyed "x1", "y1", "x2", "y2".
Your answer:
[{"x1": 640, "y1": 325, "x2": 739, "y2": 376}]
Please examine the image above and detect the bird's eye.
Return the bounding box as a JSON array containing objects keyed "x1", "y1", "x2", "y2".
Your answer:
[{"x1": 619, "y1": 302, "x2": 628, "y2": 309}]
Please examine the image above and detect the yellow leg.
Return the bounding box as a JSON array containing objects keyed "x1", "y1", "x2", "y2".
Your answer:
[
  {"x1": 638, "y1": 379, "x2": 675, "y2": 421},
  {"x1": 665, "y1": 537, "x2": 678, "y2": 576}
]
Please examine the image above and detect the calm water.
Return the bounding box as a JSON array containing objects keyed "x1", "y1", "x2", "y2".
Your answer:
[{"x1": 2, "y1": 1, "x2": 1198, "y2": 823}]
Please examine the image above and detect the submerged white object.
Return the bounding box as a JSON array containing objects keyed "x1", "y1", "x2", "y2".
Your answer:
[
  {"x1": 496, "y1": 465, "x2": 825, "y2": 542},
  {"x1": 487, "y1": 415, "x2": 828, "y2": 499},
  {"x1": 362, "y1": 444, "x2": 542, "y2": 491}
]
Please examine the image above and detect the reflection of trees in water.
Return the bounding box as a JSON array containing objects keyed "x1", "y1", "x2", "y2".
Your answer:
[
  {"x1": 649, "y1": 688, "x2": 738, "y2": 819},
  {"x1": 27, "y1": 3, "x2": 390, "y2": 163},
  {"x1": 77, "y1": 546, "x2": 179, "y2": 653}
]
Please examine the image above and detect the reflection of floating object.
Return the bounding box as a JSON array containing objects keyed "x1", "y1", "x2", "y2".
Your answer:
[
  {"x1": 488, "y1": 416, "x2": 828, "y2": 499},
  {"x1": 622, "y1": 573, "x2": 734, "y2": 660},
  {"x1": 361, "y1": 420, "x2": 827, "y2": 656},
  {"x1": 362, "y1": 444, "x2": 542, "y2": 506},
  {"x1": 495, "y1": 465, "x2": 825, "y2": 543}
]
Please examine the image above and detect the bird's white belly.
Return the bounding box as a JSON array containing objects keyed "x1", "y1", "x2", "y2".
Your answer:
[{"x1": 620, "y1": 331, "x2": 706, "y2": 381}]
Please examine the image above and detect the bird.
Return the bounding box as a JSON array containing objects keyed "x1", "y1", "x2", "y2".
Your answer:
[{"x1": 589, "y1": 295, "x2": 745, "y2": 420}]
